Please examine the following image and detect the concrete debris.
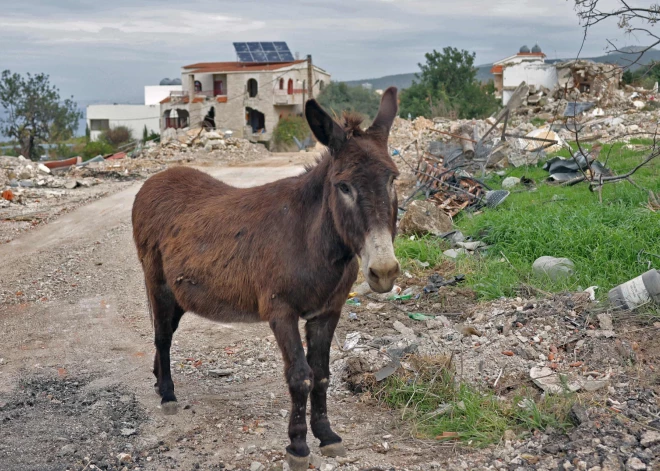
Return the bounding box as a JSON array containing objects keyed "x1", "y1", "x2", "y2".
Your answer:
[
  {"x1": 398, "y1": 199, "x2": 453, "y2": 236},
  {"x1": 501, "y1": 176, "x2": 521, "y2": 189}
]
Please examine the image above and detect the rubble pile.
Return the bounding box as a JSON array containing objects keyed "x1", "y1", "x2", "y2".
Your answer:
[
  {"x1": 0, "y1": 155, "x2": 100, "y2": 191},
  {"x1": 151, "y1": 127, "x2": 270, "y2": 164}
]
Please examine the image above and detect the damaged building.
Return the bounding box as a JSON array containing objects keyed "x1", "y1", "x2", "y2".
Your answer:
[
  {"x1": 492, "y1": 45, "x2": 623, "y2": 107},
  {"x1": 159, "y1": 42, "x2": 331, "y2": 144}
]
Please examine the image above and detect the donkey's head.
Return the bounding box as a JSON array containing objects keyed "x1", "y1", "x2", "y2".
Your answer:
[{"x1": 305, "y1": 87, "x2": 401, "y2": 293}]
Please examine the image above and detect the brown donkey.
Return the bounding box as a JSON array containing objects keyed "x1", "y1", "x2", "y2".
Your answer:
[{"x1": 132, "y1": 87, "x2": 401, "y2": 470}]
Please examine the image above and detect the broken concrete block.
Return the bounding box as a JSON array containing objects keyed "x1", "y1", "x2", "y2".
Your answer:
[
  {"x1": 501, "y1": 176, "x2": 521, "y2": 189},
  {"x1": 392, "y1": 321, "x2": 415, "y2": 340},
  {"x1": 399, "y1": 200, "x2": 452, "y2": 237},
  {"x1": 532, "y1": 256, "x2": 575, "y2": 281}
]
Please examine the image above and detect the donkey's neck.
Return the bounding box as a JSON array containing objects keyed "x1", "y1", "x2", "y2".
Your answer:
[{"x1": 297, "y1": 155, "x2": 354, "y2": 266}]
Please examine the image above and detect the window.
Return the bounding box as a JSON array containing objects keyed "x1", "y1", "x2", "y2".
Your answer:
[
  {"x1": 319, "y1": 80, "x2": 325, "y2": 91},
  {"x1": 579, "y1": 82, "x2": 591, "y2": 93},
  {"x1": 90, "y1": 119, "x2": 110, "y2": 131},
  {"x1": 247, "y1": 78, "x2": 258, "y2": 97},
  {"x1": 279, "y1": 78, "x2": 284, "y2": 90},
  {"x1": 194, "y1": 81, "x2": 202, "y2": 92},
  {"x1": 287, "y1": 78, "x2": 294, "y2": 95}
]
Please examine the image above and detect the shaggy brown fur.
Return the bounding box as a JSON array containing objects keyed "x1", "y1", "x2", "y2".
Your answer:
[{"x1": 131, "y1": 87, "x2": 400, "y2": 466}]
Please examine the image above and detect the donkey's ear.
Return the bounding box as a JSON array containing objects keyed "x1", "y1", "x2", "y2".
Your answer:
[
  {"x1": 368, "y1": 87, "x2": 398, "y2": 136},
  {"x1": 305, "y1": 99, "x2": 346, "y2": 152}
]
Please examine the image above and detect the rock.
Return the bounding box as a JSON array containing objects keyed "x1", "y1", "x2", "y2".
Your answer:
[
  {"x1": 532, "y1": 256, "x2": 575, "y2": 281},
  {"x1": 399, "y1": 200, "x2": 453, "y2": 237},
  {"x1": 392, "y1": 321, "x2": 415, "y2": 340},
  {"x1": 117, "y1": 453, "x2": 132, "y2": 463},
  {"x1": 569, "y1": 403, "x2": 589, "y2": 425},
  {"x1": 309, "y1": 454, "x2": 324, "y2": 469},
  {"x1": 443, "y1": 248, "x2": 468, "y2": 259},
  {"x1": 602, "y1": 454, "x2": 624, "y2": 471},
  {"x1": 208, "y1": 369, "x2": 235, "y2": 377},
  {"x1": 640, "y1": 430, "x2": 660, "y2": 447},
  {"x1": 625, "y1": 457, "x2": 646, "y2": 470},
  {"x1": 321, "y1": 464, "x2": 336, "y2": 471},
  {"x1": 64, "y1": 180, "x2": 78, "y2": 189},
  {"x1": 279, "y1": 409, "x2": 288, "y2": 418},
  {"x1": 120, "y1": 428, "x2": 137, "y2": 437},
  {"x1": 597, "y1": 313, "x2": 613, "y2": 330},
  {"x1": 37, "y1": 163, "x2": 51, "y2": 174},
  {"x1": 530, "y1": 366, "x2": 581, "y2": 394},
  {"x1": 59, "y1": 444, "x2": 76, "y2": 456},
  {"x1": 502, "y1": 176, "x2": 521, "y2": 189},
  {"x1": 250, "y1": 462, "x2": 265, "y2": 471},
  {"x1": 582, "y1": 378, "x2": 609, "y2": 391}
]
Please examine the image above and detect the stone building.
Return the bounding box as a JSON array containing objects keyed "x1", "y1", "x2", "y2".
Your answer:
[{"x1": 159, "y1": 57, "x2": 331, "y2": 143}]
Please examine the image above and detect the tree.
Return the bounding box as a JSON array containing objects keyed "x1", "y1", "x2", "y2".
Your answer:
[
  {"x1": 317, "y1": 82, "x2": 381, "y2": 120},
  {"x1": 399, "y1": 47, "x2": 500, "y2": 120},
  {"x1": 0, "y1": 70, "x2": 82, "y2": 160}
]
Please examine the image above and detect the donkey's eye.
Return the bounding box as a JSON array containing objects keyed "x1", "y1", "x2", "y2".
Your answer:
[{"x1": 338, "y1": 183, "x2": 351, "y2": 195}]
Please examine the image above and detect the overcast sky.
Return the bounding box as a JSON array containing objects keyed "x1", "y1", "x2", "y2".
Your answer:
[{"x1": 0, "y1": 0, "x2": 638, "y2": 103}]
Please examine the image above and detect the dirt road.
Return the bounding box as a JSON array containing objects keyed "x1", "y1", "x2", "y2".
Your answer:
[{"x1": 0, "y1": 161, "x2": 436, "y2": 471}]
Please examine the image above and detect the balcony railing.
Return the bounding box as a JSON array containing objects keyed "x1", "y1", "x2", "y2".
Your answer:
[{"x1": 168, "y1": 90, "x2": 228, "y2": 104}]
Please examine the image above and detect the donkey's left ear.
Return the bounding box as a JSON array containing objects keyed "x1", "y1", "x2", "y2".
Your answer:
[{"x1": 367, "y1": 87, "x2": 398, "y2": 136}]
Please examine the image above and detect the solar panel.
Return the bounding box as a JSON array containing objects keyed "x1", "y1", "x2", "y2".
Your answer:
[
  {"x1": 233, "y1": 41, "x2": 294, "y2": 63},
  {"x1": 279, "y1": 52, "x2": 295, "y2": 62},
  {"x1": 237, "y1": 52, "x2": 255, "y2": 63}
]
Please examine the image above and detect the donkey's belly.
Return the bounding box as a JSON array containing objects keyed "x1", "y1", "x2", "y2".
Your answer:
[{"x1": 190, "y1": 301, "x2": 262, "y2": 323}]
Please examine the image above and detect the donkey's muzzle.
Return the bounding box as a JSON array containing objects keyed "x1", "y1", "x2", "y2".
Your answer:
[{"x1": 361, "y1": 228, "x2": 400, "y2": 293}]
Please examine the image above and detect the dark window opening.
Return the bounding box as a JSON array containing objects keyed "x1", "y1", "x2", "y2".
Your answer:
[
  {"x1": 90, "y1": 119, "x2": 110, "y2": 131},
  {"x1": 214, "y1": 80, "x2": 224, "y2": 96},
  {"x1": 194, "y1": 81, "x2": 202, "y2": 92},
  {"x1": 319, "y1": 80, "x2": 325, "y2": 91},
  {"x1": 164, "y1": 109, "x2": 190, "y2": 129},
  {"x1": 579, "y1": 82, "x2": 591, "y2": 93},
  {"x1": 287, "y1": 78, "x2": 294, "y2": 95},
  {"x1": 247, "y1": 78, "x2": 258, "y2": 97},
  {"x1": 246, "y1": 107, "x2": 265, "y2": 133},
  {"x1": 279, "y1": 78, "x2": 284, "y2": 90}
]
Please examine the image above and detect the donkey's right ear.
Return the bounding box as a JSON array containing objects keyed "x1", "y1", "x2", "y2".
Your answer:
[{"x1": 305, "y1": 99, "x2": 346, "y2": 153}]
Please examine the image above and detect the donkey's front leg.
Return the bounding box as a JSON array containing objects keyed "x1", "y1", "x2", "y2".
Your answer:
[
  {"x1": 306, "y1": 313, "x2": 346, "y2": 457},
  {"x1": 269, "y1": 316, "x2": 313, "y2": 471}
]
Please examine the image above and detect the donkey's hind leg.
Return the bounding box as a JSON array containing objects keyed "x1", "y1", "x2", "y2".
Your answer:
[{"x1": 149, "y1": 282, "x2": 184, "y2": 415}]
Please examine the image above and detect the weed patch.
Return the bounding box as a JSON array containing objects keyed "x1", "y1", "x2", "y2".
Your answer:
[{"x1": 373, "y1": 355, "x2": 574, "y2": 446}]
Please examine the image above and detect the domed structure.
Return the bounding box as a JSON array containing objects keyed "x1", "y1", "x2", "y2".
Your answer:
[
  {"x1": 519, "y1": 45, "x2": 530, "y2": 53},
  {"x1": 160, "y1": 78, "x2": 172, "y2": 86},
  {"x1": 170, "y1": 78, "x2": 182, "y2": 85},
  {"x1": 531, "y1": 44, "x2": 542, "y2": 53}
]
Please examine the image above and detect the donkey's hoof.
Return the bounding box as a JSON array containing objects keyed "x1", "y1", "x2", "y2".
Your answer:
[
  {"x1": 285, "y1": 452, "x2": 310, "y2": 471},
  {"x1": 154, "y1": 385, "x2": 161, "y2": 396},
  {"x1": 320, "y1": 442, "x2": 347, "y2": 457},
  {"x1": 160, "y1": 401, "x2": 179, "y2": 415}
]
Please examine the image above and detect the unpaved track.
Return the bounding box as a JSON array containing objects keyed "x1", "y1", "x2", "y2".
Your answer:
[{"x1": 0, "y1": 161, "x2": 437, "y2": 471}]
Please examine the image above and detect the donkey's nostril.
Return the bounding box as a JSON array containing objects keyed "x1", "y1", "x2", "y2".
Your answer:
[{"x1": 369, "y1": 268, "x2": 380, "y2": 280}]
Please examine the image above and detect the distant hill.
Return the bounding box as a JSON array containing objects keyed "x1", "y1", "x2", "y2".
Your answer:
[{"x1": 344, "y1": 48, "x2": 660, "y2": 91}]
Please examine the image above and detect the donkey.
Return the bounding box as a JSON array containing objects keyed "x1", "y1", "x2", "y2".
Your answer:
[{"x1": 131, "y1": 87, "x2": 401, "y2": 470}]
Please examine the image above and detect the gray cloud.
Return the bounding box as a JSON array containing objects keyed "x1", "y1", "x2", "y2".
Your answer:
[{"x1": 0, "y1": 0, "x2": 640, "y2": 102}]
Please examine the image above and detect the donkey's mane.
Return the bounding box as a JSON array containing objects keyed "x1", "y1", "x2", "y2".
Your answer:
[{"x1": 303, "y1": 111, "x2": 365, "y2": 174}]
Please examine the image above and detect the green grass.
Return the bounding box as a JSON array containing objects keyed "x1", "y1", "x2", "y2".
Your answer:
[
  {"x1": 394, "y1": 140, "x2": 660, "y2": 300},
  {"x1": 394, "y1": 235, "x2": 449, "y2": 270},
  {"x1": 376, "y1": 357, "x2": 574, "y2": 446}
]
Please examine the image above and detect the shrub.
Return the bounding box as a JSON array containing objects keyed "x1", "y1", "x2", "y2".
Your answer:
[
  {"x1": 100, "y1": 126, "x2": 133, "y2": 147},
  {"x1": 81, "y1": 140, "x2": 114, "y2": 159},
  {"x1": 272, "y1": 116, "x2": 311, "y2": 147}
]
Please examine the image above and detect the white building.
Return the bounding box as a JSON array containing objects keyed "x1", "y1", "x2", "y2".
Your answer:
[
  {"x1": 87, "y1": 80, "x2": 182, "y2": 141},
  {"x1": 491, "y1": 45, "x2": 558, "y2": 105}
]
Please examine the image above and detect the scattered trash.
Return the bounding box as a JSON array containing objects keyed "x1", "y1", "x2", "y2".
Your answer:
[
  {"x1": 423, "y1": 273, "x2": 466, "y2": 293},
  {"x1": 532, "y1": 256, "x2": 575, "y2": 281},
  {"x1": 348, "y1": 312, "x2": 358, "y2": 321},
  {"x1": 408, "y1": 313, "x2": 435, "y2": 321},
  {"x1": 608, "y1": 268, "x2": 660, "y2": 310},
  {"x1": 343, "y1": 332, "x2": 361, "y2": 351}
]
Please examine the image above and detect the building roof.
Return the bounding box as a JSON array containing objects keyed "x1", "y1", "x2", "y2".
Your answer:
[{"x1": 182, "y1": 60, "x2": 307, "y2": 74}]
